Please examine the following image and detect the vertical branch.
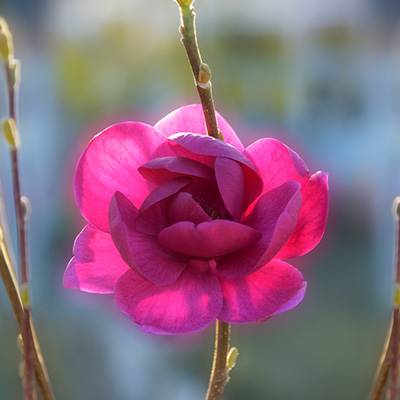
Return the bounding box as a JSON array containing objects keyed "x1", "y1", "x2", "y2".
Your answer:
[
  {"x1": 388, "y1": 199, "x2": 400, "y2": 399},
  {"x1": 1, "y1": 18, "x2": 34, "y2": 399},
  {"x1": 0, "y1": 230, "x2": 55, "y2": 400},
  {"x1": 176, "y1": 1, "x2": 221, "y2": 140},
  {"x1": 369, "y1": 197, "x2": 400, "y2": 400},
  {"x1": 0, "y1": 18, "x2": 54, "y2": 400}
]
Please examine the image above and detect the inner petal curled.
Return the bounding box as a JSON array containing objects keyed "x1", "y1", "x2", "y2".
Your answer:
[{"x1": 157, "y1": 220, "x2": 262, "y2": 259}]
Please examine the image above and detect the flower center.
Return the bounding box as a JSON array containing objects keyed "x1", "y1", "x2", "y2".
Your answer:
[{"x1": 194, "y1": 196, "x2": 221, "y2": 220}]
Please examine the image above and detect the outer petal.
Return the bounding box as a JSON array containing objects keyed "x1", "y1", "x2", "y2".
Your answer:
[
  {"x1": 109, "y1": 192, "x2": 187, "y2": 285},
  {"x1": 276, "y1": 171, "x2": 329, "y2": 259},
  {"x1": 115, "y1": 261, "x2": 223, "y2": 334},
  {"x1": 63, "y1": 225, "x2": 129, "y2": 294},
  {"x1": 244, "y1": 138, "x2": 329, "y2": 256},
  {"x1": 218, "y1": 260, "x2": 306, "y2": 323},
  {"x1": 154, "y1": 104, "x2": 245, "y2": 151},
  {"x1": 158, "y1": 220, "x2": 261, "y2": 259},
  {"x1": 244, "y1": 138, "x2": 309, "y2": 194},
  {"x1": 217, "y1": 181, "x2": 302, "y2": 279},
  {"x1": 74, "y1": 122, "x2": 174, "y2": 232}
]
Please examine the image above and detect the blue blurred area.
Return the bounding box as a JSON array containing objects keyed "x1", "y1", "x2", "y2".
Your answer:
[{"x1": 1, "y1": 0, "x2": 400, "y2": 399}]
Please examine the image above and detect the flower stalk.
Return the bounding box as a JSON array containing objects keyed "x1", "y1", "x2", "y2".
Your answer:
[{"x1": 205, "y1": 321, "x2": 233, "y2": 400}]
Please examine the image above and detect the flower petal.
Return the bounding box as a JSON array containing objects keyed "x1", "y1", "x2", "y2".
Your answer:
[
  {"x1": 109, "y1": 192, "x2": 187, "y2": 285},
  {"x1": 135, "y1": 177, "x2": 191, "y2": 235},
  {"x1": 217, "y1": 181, "x2": 302, "y2": 279},
  {"x1": 63, "y1": 225, "x2": 129, "y2": 294},
  {"x1": 167, "y1": 192, "x2": 212, "y2": 226},
  {"x1": 115, "y1": 261, "x2": 223, "y2": 334},
  {"x1": 138, "y1": 156, "x2": 214, "y2": 185},
  {"x1": 244, "y1": 138, "x2": 329, "y2": 257},
  {"x1": 169, "y1": 133, "x2": 263, "y2": 206},
  {"x1": 218, "y1": 260, "x2": 306, "y2": 323},
  {"x1": 276, "y1": 171, "x2": 329, "y2": 259},
  {"x1": 158, "y1": 220, "x2": 261, "y2": 259},
  {"x1": 74, "y1": 122, "x2": 174, "y2": 232},
  {"x1": 214, "y1": 157, "x2": 244, "y2": 221},
  {"x1": 154, "y1": 104, "x2": 245, "y2": 151},
  {"x1": 244, "y1": 138, "x2": 308, "y2": 195}
]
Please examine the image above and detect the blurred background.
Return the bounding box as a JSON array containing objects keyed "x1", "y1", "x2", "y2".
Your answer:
[{"x1": 0, "y1": 0, "x2": 400, "y2": 398}]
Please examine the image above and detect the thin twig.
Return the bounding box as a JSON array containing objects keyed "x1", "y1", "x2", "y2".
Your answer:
[
  {"x1": 0, "y1": 18, "x2": 54, "y2": 400},
  {"x1": 0, "y1": 230, "x2": 55, "y2": 400},
  {"x1": 177, "y1": 3, "x2": 221, "y2": 140},
  {"x1": 388, "y1": 199, "x2": 400, "y2": 399},
  {"x1": 3, "y1": 40, "x2": 34, "y2": 400},
  {"x1": 369, "y1": 197, "x2": 400, "y2": 400}
]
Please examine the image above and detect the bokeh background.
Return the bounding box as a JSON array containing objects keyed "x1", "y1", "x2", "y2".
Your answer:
[{"x1": 0, "y1": 0, "x2": 400, "y2": 399}]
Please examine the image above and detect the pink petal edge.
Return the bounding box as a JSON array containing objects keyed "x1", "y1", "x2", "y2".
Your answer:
[
  {"x1": 218, "y1": 259, "x2": 307, "y2": 323},
  {"x1": 74, "y1": 122, "x2": 174, "y2": 232},
  {"x1": 63, "y1": 225, "x2": 129, "y2": 294},
  {"x1": 154, "y1": 104, "x2": 245, "y2": 151}
]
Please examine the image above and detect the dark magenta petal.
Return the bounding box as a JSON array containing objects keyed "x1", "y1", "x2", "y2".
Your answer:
[
  {"x1": 115, "y1": 261, "x2": 223, "y2": 334},
  {"x1": 217, "y1": 181, "x2": 302, "y2": 279},
  {"x1": 138, "y1": 156, "x2": 214, "y2": 185},
  {"x1": 63, "y1": 225, "x2": 129, "y2": 294},
  {"x1": 158, "y1": 220, "x2": 261, "y2": 259},
  {"x1": 74, "y1": 122, "x2": 174, "y2": 232},
  {"x1": 276, "y1": 172, "x2": 329, "y2": 259},
  {"x1": 244, "y1": 138, "x2": 328, "y2": 257},
  {"x1": 167, "y1": 192, "x2": 212, "y2": 226},
  {"x1": 169, "y1": 133, "x2": 263, "y2": 207},
  {"x1": 214, "y1": 157, "x2": 244, "y2": 221},
  {"x1": 135, "y1": 177, "x2": 191, "y2": 235},
  {"x1": 109, "y1": 192, "x2": 187, "y2": 285},
  {"x1": 154, "y1": 104, "x2": 245, "y2": 151},
  {"x1": 218, "y1": 260, "x2": 306, "y2": 323}
]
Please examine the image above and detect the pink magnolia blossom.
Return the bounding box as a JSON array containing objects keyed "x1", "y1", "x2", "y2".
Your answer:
[{"x1": 64, "y1": 105, "x2": 328, "y2": 335}]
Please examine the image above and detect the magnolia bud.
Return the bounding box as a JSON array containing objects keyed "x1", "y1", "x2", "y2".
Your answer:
[
  {"x1": 21, "y1": 282, "x2": 30, "y2": 308},
  {"x1": 21, "y1": 196, "x2": 31, "y2": 222},
  {"x1": 2, "y1": 118, "x2": 20, "y2": 149},
  {"x1": 0, "y1": 17, "x2": 14, "y2": 61},
  {"x1": 226, "y1": 347, "x2": 239, "y2": 372},
  {"x1": 175, "y1": 0, "x2": 194, "y2": 7},
  {"x1": 394, "y1": 283, "x2": 400, "y2": 308},
  {"x1": 9, "y1": 58, "x2": 20, "y2": 89},
  {"x1": 17, "y1": 333, "x2": 24, "y2": 353},
  {"x1": 393, "y1": 196, "x2": 400, "y2": 219},
  {"x1": 198, "y1": 63, "x2": 211, "y2": 85}
]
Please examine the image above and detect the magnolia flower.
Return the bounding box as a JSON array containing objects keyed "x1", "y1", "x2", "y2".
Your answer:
[{"x1": 64, "y1": 105, "x2": 328, "y2": 335}]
